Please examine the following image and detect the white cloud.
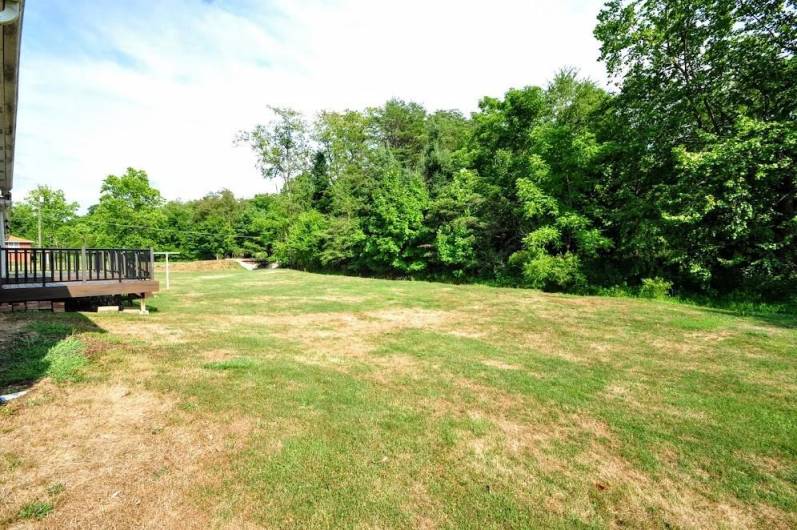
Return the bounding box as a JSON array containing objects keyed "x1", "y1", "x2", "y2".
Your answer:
[{"x1": 14, "y1": 0, "x2": 607, "y2": 209}]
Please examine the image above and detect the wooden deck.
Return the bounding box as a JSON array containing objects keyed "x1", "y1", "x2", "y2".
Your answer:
[
  {"x1": 0, "y1": 279, "x2": 159, "y2": 304},
  {"x1": 1, "y1": 247, "x2": 159, "y2": 304}
]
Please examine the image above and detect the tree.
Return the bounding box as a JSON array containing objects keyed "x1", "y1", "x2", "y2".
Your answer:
[
  {"x1": 319, "y1": 216, "x2": 366, "y2": 271},
  {"x1": 468, "y1": 86, "x2": 549, "y2": 271},
  {"x1": 371, "y1": 99, "x2": 428, "y2": 170},
  {"x1": 274, "y1": 209, "x2": 329, "y2": 270},
  {"x1": 86, "y1": 168, "x2": 165, "y2": 249},
  {"x1": 422, "y1": 110, "x2": 471, "y2": 195},
  {"x1": 429, "y1": 169, "x2": 484, "y2": 278},
  {"x1": 9, "y1": 186, "x2": 80, "y2": 247},
  {"x1": 160, "y1": 201, "x2": 195, "y2": 256},
  {"x1": 236, "y1": 106, "x2": 312, "y2": 189},
  {"x1": 188, "y1": 190, "x2": 243, "y2": 259},
  {"x1": 511, "y1": 160, "x2": 610, "y2": 291},
  {"x1": 594, "y1": 0, "x2": 797, "y2": 293},
  {"x1": 361, "y1": 153, "x2": 429, "y2": 275},
  {"x1": 466, "y1": 73, "x2": 612, "y2": 287}
]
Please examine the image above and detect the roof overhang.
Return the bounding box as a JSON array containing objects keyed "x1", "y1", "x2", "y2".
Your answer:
[{"x1": 0, "y1": 0, "x2": 23, "y2": 204}]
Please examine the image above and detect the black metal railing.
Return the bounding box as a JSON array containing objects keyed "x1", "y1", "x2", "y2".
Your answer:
[{"x1": 0, "y1": 248, "x2": 154, "y2": 286}]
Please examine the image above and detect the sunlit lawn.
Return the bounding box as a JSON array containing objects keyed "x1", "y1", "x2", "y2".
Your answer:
[{"x1": 1, "y1": 266, "x2": 795, "y2": 528}]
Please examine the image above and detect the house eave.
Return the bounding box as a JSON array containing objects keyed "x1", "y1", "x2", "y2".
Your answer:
[{"x1": 0, "y1": 0, "x2": 24, "y2": 203}]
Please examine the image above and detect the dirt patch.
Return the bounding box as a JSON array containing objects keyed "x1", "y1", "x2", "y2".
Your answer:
[
  {"x1": 215, "y1": 308, "x2": 456, "y2": 382},
  {"x1": 235, "y1": 308, "x2": 455, "y2": 360},
  {"x1": 0, "y1": 382, "x2": 253, "y2": 529},
  {"x1": 366, "y1": 308, "x2": 451, "y2": 328},
  {"x1": 155, "y1": 260, "x2": 241, "y2": 272},
  {"x1": 481, "y1": 359, "x2": 521, "y2": 370},
  {"x1": 314, "y1": 294, "x2": 370, "y2": 304},
  {"x1": 200, "y1": 349, "x2": 239, "y2": 362},
  {"x1": 95, "y1": 318, "x2": 191, "y2": 346}
]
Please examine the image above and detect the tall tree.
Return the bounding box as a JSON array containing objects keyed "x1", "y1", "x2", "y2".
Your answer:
[
  {"x1": 86, "y1": 168, "x2": 165, "y2": 249},
  {"x1": 236, "y1": 106, "x2": 312, "y2": 189},
  {"x1": 595, "y1": 0, "x2": 797, "y2": 293},
  {"x1": 9, "y1": 186, "x2": 80, "y2": 247}
]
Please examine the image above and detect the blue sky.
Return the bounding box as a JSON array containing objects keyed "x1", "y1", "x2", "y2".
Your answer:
[{"x1": 15, "y1": 0, "x2": 608, "y2": 208}]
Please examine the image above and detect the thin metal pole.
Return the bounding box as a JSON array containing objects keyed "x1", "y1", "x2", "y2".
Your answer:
[
  {"x1": 37, "y1": 197, "x2": 42, "y2": 247},
  {"x1": 149, "y1": 248, "x2": 155, "y2": 280},
  {"x1": 81, "y1": 247, "x2": 87, "y2": 283},
  {"x1": 166, "y1": 252, "x2": 170, "y2": 289}
]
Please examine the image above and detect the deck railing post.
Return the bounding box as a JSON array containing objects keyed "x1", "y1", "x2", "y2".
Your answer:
[{"x1": 149, "y1": 248, "x2": 155, "y2": 280}]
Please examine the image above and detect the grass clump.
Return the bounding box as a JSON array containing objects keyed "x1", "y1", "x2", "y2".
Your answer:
[
  {"x1": 43, "y1": 337, "x2": 88, "y2": 382},
  {"x1": 47, "y1": 483, "x2": 66, "y2": 496},
  {"x1": 17, "y1": 501, "x2": 53, "y2": 520}
]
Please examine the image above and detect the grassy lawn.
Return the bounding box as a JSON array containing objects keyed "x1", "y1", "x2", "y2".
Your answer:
[{"x1": 1, "y1": 267, "x2": 796, "y2": 528}]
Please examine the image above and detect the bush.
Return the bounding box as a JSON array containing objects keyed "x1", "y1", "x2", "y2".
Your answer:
[
  {"x1": 639, "y1": 277, "x2": 672, "y2": 299},
  {"x1": 520, "y1": 252, "x2": 587, "y2": 292}
]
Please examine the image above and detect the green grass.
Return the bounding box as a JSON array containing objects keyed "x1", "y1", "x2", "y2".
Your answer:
[
  {"x1": 0, "y1": 316, "x2": 95, "y2": 390},
  {"x1": 4, "y1": 268, "x2": 796, "y2": 528},
  {"x1": 17, "y1": 501, "x2": 53, "y2": 520}
]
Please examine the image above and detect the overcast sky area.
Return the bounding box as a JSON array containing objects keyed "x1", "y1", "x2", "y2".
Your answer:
[{"x1": 15, "y1": 0, "x2": 608, "y2": 209}]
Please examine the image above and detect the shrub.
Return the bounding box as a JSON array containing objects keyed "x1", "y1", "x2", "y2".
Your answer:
[
  {"x1": 521, "y1": 252, "x2": 587, "y2": 292},
  {"x1": 639, "y1": 277, "x2": 672, "y2": 299}
]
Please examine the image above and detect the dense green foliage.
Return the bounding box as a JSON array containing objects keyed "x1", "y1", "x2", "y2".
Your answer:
[{"x1": 9, "y1": 0, "x2": 795, "y2": 298}]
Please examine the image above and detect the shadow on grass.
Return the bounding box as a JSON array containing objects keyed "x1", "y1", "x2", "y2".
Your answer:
[
  {"x1": 682, "y1": 305, "x2": 797, "y2": 330},
  {"x1": 0, "y1": 313, "x2": 104, "y2": 398}
]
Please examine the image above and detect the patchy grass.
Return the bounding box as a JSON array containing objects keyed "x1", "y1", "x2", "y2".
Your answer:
[{"x1": 0, "y1": 268, "x2": 795, "y2": 528}]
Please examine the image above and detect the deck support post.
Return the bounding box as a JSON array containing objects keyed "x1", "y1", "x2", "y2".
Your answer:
[{"x1": 139, "y1": 295, "x2": 149, "y2": 315}]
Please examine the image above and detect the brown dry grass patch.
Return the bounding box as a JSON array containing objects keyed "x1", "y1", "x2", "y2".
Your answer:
[
  {"x1": 236, "y1": 307, "x2": 455, "y2": 358},
  {"x1": 0, "y1": 382, "x2": 252, "y2": 529},
  {"x1": 452, "y1": 398, "x2": 788, "y2": 529}
]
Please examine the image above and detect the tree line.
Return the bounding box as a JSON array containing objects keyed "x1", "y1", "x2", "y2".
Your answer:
[{"x1": 10, "y1": 0, "x2": 796, "y2": 299}]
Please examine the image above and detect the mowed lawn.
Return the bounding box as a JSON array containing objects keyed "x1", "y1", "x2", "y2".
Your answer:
[{"x1": 1, "y1": 267, "x2": 796, "y2": 529}]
